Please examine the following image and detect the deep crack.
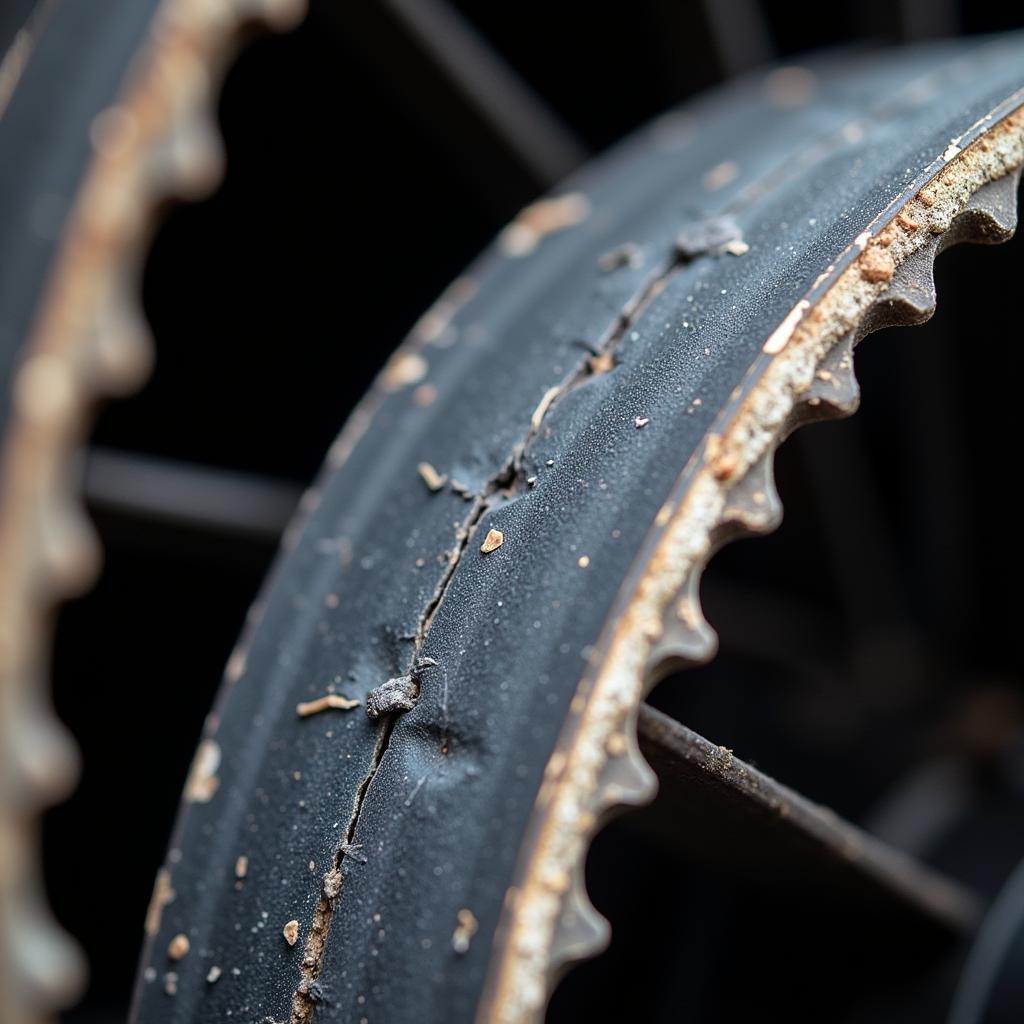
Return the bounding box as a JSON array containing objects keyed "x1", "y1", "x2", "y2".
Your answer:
[{"x1": 289, "y1": 222, "x2": 704, "y2": 1024}]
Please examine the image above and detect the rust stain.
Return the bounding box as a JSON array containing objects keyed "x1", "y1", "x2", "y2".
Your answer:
[{"x1": 860, "y1": 245, "x2": 896, "y2": 283}]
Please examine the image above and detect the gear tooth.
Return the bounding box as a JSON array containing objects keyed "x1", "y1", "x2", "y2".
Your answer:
[
  {"x1": 869, "y1": 236, "x2": 939, "y2": 332},
  {"x1": 596, "y1": 716, "x2": 658, "y2": 809},
  {"x1": 91, "y1": 291, "x2": 155, "y2": 397},
  {"x1": 0, "y1": 7, "x2": 306, "y2": 1024},
  {"x1": 950, "y1": 165, "x2": 1021, "y2": 241},
  {"x1": 145, "y1": 82, "x2": 225, "y2": 202},
  {"x1": 38, "y1": 495, "x2": 102, "y2": 601},
  {"x1": 721, "y1": 450, "x2": 784, "y2": 533},
  {"x1": 6, "y1": 890, "x2": 88, "y2": 1011},
  {"x1": 549, "y1": 863, "x2": 611, "y2": 971},
  {"x1": 791, "y1": 333, "x2": 861, "y2": 428},
  {"x1": 647, "y1": 568, "x2": 718, "y2": 683},
  {"x1": 6, "y1": 703, "x2": 81, "y2": 809}
]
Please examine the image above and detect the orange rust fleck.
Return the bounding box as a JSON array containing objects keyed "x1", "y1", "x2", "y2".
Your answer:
[
  {"x1": 413, "y1": 383, "x2": 437, "y2": 407},
  {"x1": 860, "y1": 246, "x2": 895, "y2": 284},
  {"x1": 605, "y1": 733, "x2": 628, "y2": 756},
  {"x1": 480, "y1": 528, "x2": 504, "y2": 554}
]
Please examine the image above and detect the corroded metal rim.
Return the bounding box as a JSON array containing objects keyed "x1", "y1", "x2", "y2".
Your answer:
[
  {"x1": 481, "y1": 97, "x2": 1024, "y2": 1024},
  {"x1": 0, "y1": 2, "x2": 302, "y2": 1021}
]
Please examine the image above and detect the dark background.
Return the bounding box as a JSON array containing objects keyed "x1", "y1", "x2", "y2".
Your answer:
[{"x1": 45, "y1": 2, "x2": 1024, "y2": 1021}]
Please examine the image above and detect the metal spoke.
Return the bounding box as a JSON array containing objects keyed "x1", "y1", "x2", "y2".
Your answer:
[
  {"x1": 899, "y1": 0, "x2": 958, "y2": 41},
  {"x1": 336, "y1": 0, "x2": 587, "y2": 206},
  {"x1": 84, "y1": 448, "x2": 300, "y2": 541},
  {"x1": 698, "y1": 0, "x2": 775, "y2": 76},
  {"x1": 636, "y1": 703, "x2": 982, "y2": 935}
]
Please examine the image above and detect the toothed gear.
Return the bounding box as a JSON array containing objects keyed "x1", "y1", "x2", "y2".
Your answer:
[
  {"x1": 0, "y1": 2, "x2": 303, "y2": 1023},
  {"x1": 124, "y1": 38, "x2": 1024, "y2": 1024}
]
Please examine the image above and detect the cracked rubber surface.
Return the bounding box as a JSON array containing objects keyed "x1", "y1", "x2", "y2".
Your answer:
[{"x1": 131, "y1": 36, "x2": 1024, "y2": 1024}]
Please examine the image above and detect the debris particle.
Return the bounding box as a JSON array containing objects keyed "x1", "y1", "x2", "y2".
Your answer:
[
  {"x1": 702, "y1": 160, "x2": 738, "y2": 191},
  {"x1": 382, "y1": 351, "x2": 428, "y2": 391},
  {"x1": 724, "y1": 239, "x2": 749, "y2": 256},
  {"x1": 184, "y1": 739, "x2": 221, "y2": 803},
  {"x1": 530, "y1": 386, "x2": 561, "y2": 430},
  {"x1": 762, "y1": 300, "x2": 810, "y2": 354},
  {"x1": 499, "y1": 193, "x2": 591, "y2": 257},
  {"x1": 676, "y1": 214, "x2": 743, "y2": 258},
  {"x1": 606, "y1": 733, "x2": 628, "y2": 756},
  {"x1": 324, "y1": 592, "x2": 340, "y2": 608},
  {"x1": 764, "y1": 65, "x2": 817, "y2": 107},
  {"x1": 206, "y1": 965, "x2": 222, "y2": 984},
  {"x1": 235, "y1": 855, "x2": 249, "y2": 880},
  {"x1": 309, "y1": 860, "x2": 316, "y2": 872},
  {"x1": 283, "y1": 920, "x2": 300, "y2": 947},
  {"x1": 167, "y1": 933, "x2": 190, "y2": 961},
  {"x1": 895, "y1": 213, "x2": 920, "y2": 232},
  {"x1": 526, "y1": 476, "x2": 538, "y2": 487},
  {"x1": 296, "y1": 694, "x2": 360, "y2": 717},
  {"x1": 417, "y1": 461, "x2": 448, "y2": 492},
  {"x1": 413, "y1": 383, "x2": 437, "y2": 407},
  {"x1": 942, "y1": 142, "x2": 962, "y2": 162},
  {"x1": 323, "y1": 868, "x2": 343, "y2": 899},
  {"x1": 859, "y1": 246, "x2": 895, "y2": 284},
  {"x1": 587, "y1": 349, "x2": 616, "y2": 375},
  {"x1": 577, "y1": 556, "x2": 590, "y2": 568},
  {"x1": 597, "y1": 243, "x2": 642, "y2": 271},
  {"x1": 704, "y1": 433, "x2": 738, "y2": 481},
  {"x1": 365, "y1": 661, "x2": 433, "y2": 720},
  {"x1": 450, "y1": 478, "x2": 472, "y2": 498},
  {"x1": 145, "y1": 868, "x2": 176, "y2": 936},
  {"x1": 480, "y1": 528, "x2": 504, "y2": 554},
  {"x1": 452, "y1": 909, "x2": 479, "y2": 953},
  {"x1": 634, "y1": 416, "x2": 649, "y2": 429},
  {"x1": 165, "y1": 972, "x2": 178, "y2": 996}
]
